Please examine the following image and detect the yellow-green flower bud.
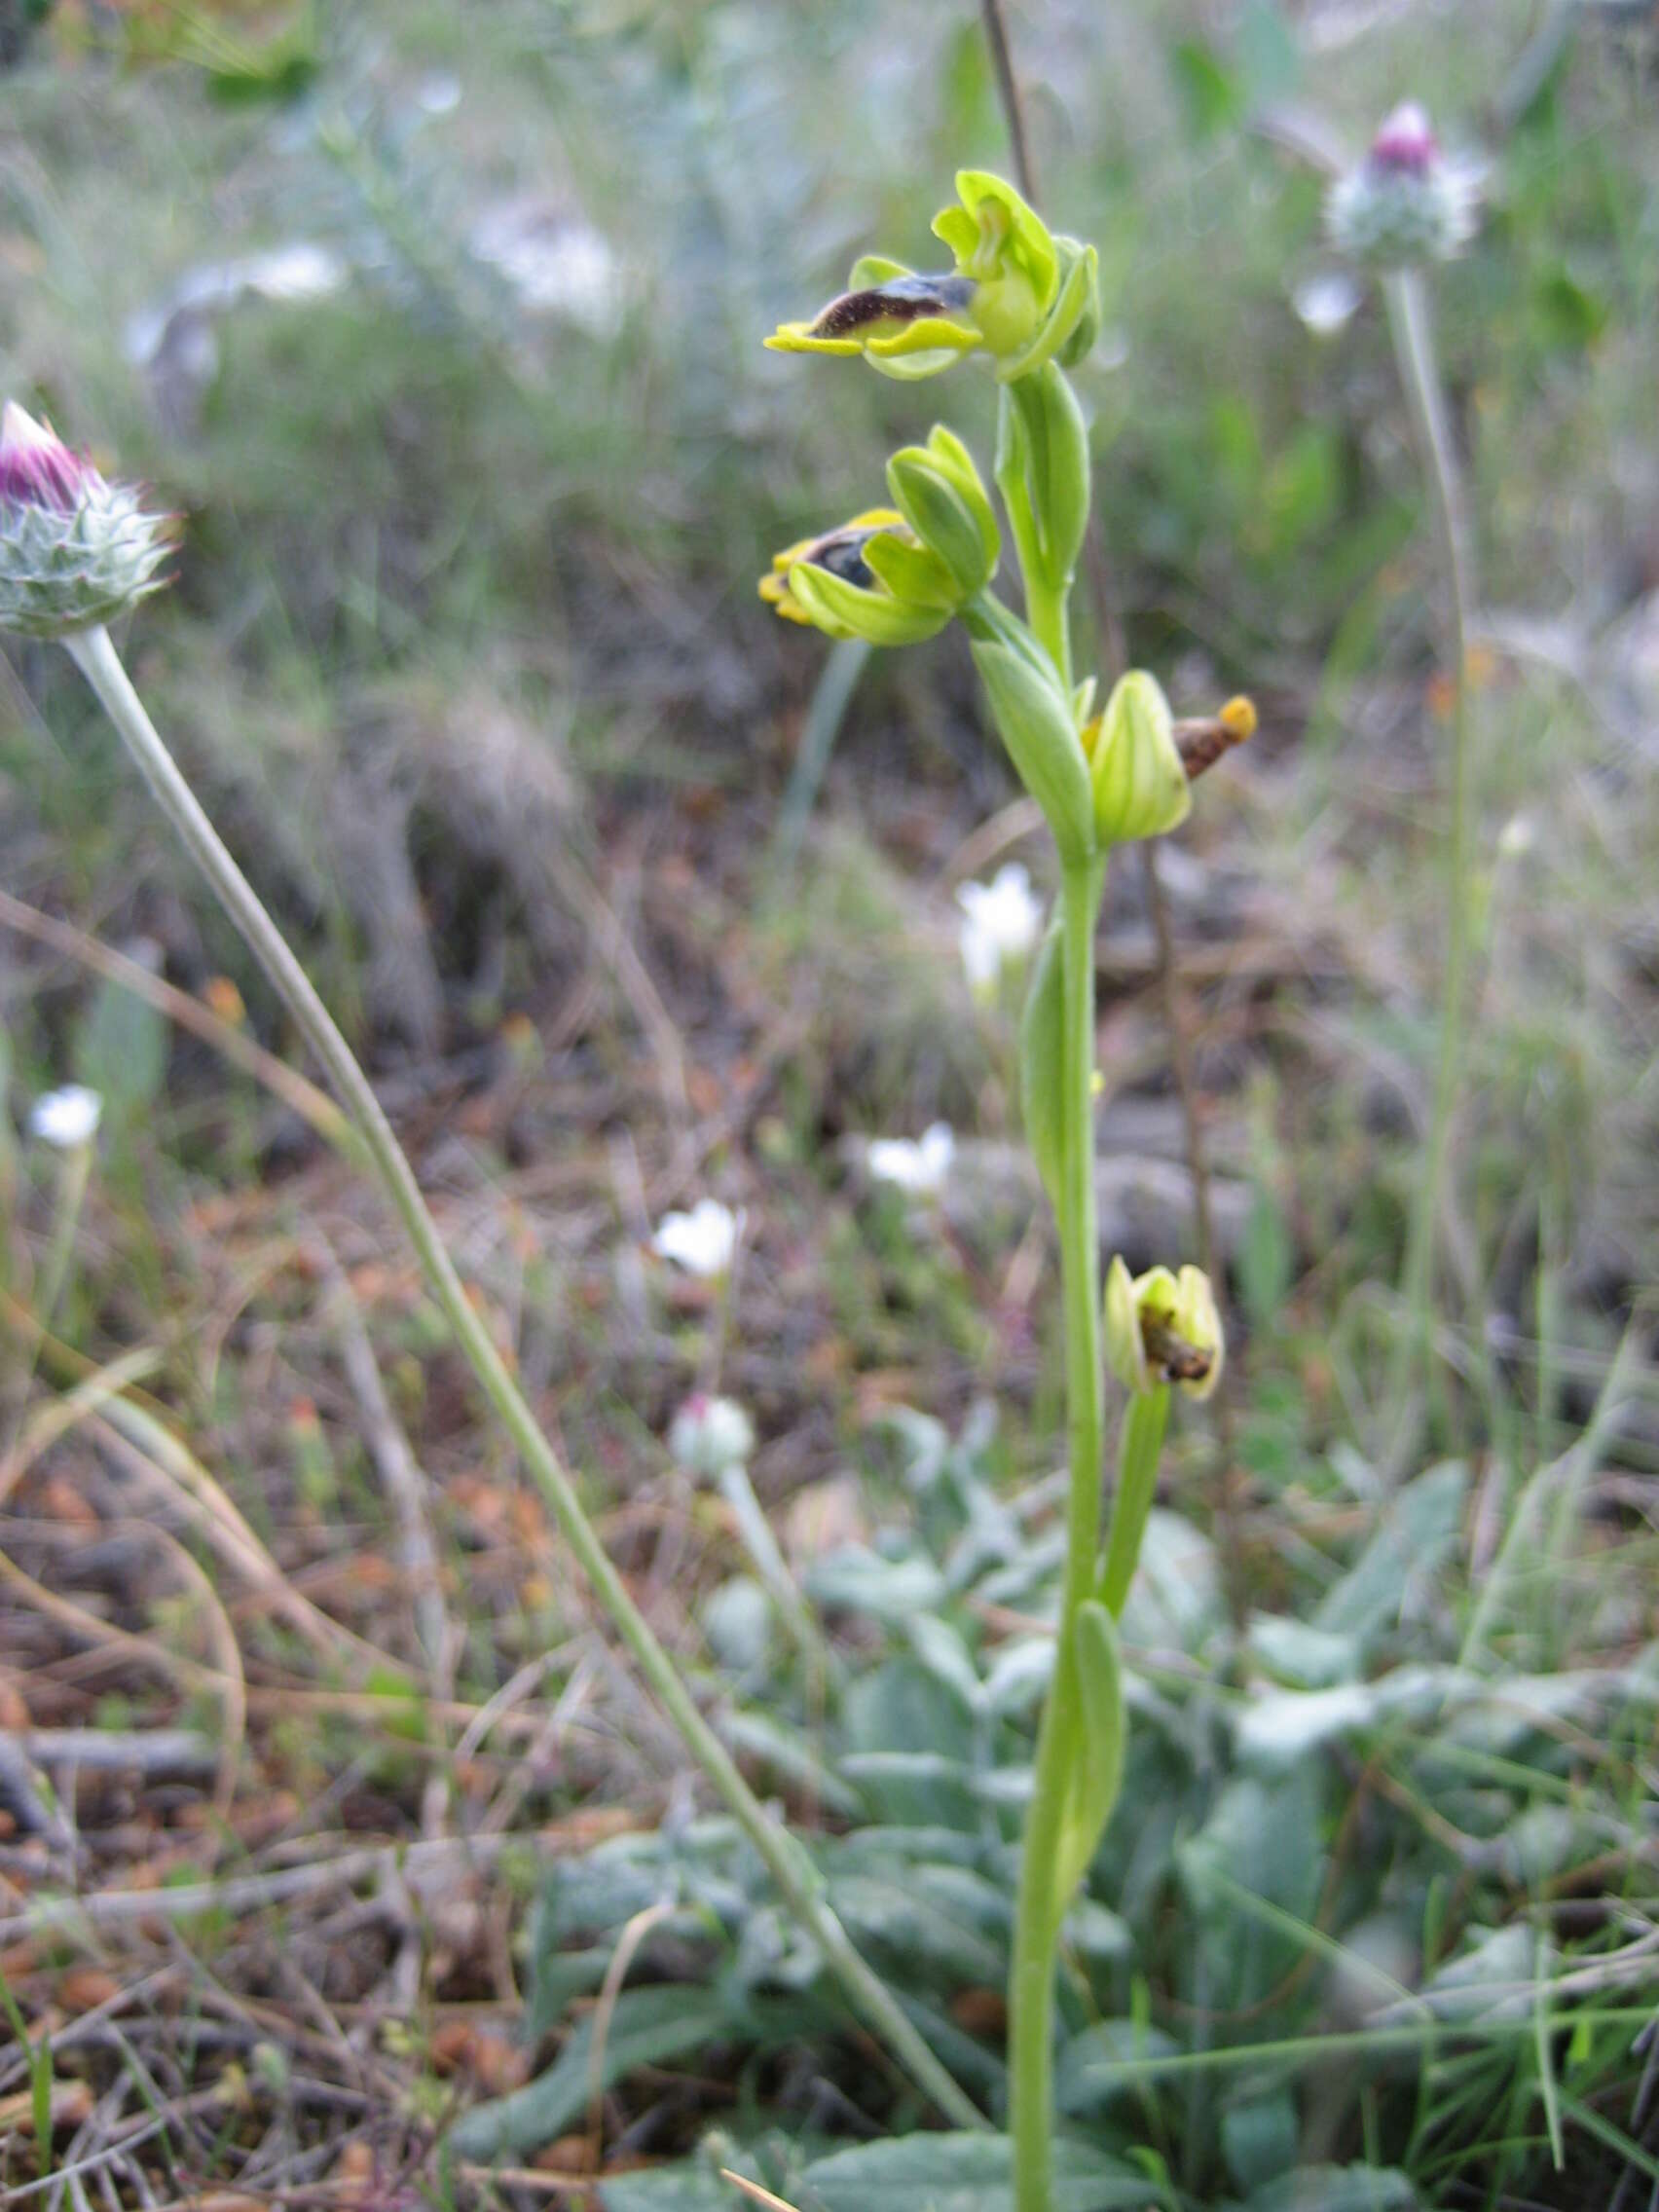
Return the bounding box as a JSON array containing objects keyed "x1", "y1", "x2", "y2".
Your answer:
[
  {"x1": 758, "y1": 508, "x2": 952, "y2": 648},
  {"x1": 1085, "y1": 671, "x2": 1192, "y2": 846},
  {"x1": 1104, "y1": 1256, "x2": 1224, "y2": 1400},
  {"x1": 0, "y1": 402, "x2": 171, "y2": 640},
  {"x1": 885, "y1": 425, "x2": 999, "y2": 600}
]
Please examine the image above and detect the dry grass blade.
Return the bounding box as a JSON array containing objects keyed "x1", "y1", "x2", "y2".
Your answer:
[
  {"x1": 720, "y1": 2171, "x2": 806, "y2": 2212},
  {"x1": 585, "y1": 1899, "x2": 676, "y2": 2160},
  {"x1": 0, "y1": 1343, "x2": 162, "y2": 1511},
  {"x1": 3, "y1": 1287, "x2": 403, "y2": 1677},
  {"x1": 0, "y1": 1831, "x2": 523, "y2": 1943},
  {"x1": 314, "y1": 1238, "x2": 451, "y2": 1686},
  {"x1": 3, "y1": 1514, "x2": 245, "y2": 1817},
  {"x1": 0, "y1": 1525, "x2": 230, "y2": 1704},
  {"x1": 0, "y1": 885, "x2": 350, "y2": 1149}
]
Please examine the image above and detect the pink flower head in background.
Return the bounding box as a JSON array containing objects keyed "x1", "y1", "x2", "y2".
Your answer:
[
  {"x1": 1368, "y1": 102, "x2": 1438, "y2": 178},
  {"x1": 0, "y1": 400, "x2": 172, "y2": 639},
  {"x1": 0, "y1": 402, "x2": 100, "y2": 516}
]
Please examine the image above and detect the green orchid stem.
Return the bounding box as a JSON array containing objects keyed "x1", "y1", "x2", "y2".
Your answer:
[
  {"x1": 1382, "y1": 269, "x2": 1475, "y2": 1424},
  {"x1": 1011, "y1": 850, "x2": 1106, "y2": 2212},
  {"x1": 1025, "y1": 572, "x2": 1073, "y2": 693},
  {"x1": 63, "y1": 621, "x2": 984, "y2": 2137},
  {"x1": 1097, "y1": 1385, "x2": 1170, "y2": 1619}
]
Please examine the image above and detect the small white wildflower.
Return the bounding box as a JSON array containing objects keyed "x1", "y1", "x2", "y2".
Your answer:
[
  {"x1": 1496, "y1": 813, "x2": 1534, "y2": 861},
  {"x1": 956, "y1": 862, "x2": 1044, "y2": 995},
  {"x1": 415, "y1": 71, "x2": 462, "y2": 117},
  {"x1": 668, "y1": 1392, "x2": 756, "y2": 1478},
  {"x1": 1292, "y1": 270, "x2": 1363, "y2": 338},
  {"x1": 867, "y1": 1122, "x2": 955, "y2": 1198},
  {"x1": 28, "y1": 1084, "x2": 102, "y2": 1151},
  {"x1": 651, "y1": 1198, "x2": 745, "y2": 1278}
]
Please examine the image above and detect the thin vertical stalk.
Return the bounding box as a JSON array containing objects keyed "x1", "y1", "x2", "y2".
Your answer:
[
  {"x1": 980, "y1": 0, "x2": 1039, "y2": 205},
  {"x1": 975, "y1": 0, "x2": 1229, "y2": 1520},
  {"x1": 1011, "y1": 853, "x2": 1105, "y2": 2212},
  {"x1": 1383, "y1": 269, "x2": 1475, "y2": 1402},
  {"x1": 62, "y1": 622, "x2": 984, "y2": 2135}
]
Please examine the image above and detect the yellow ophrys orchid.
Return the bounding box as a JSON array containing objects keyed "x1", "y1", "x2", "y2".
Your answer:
[
  {"x1": 758, "y1": 508, "x2": 953, "y2": 646},
  {"x1": 765, "y1": 170, "x2": 1099, "y2": 383},
  {"x1": 760, "y1": 175, "x2": 1246, "y2": 2212},
  {"x1": 759, "y1": 429, "x2": 1001, "y2": 647}
]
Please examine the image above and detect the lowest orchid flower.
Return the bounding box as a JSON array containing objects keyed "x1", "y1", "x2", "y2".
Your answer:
[
  {"x1": 766, "y1": 169, "x2": 1099, "y2": 383},
  {"x1": 762, "y1": 173, "x2": 1255, "y2": 2212}
]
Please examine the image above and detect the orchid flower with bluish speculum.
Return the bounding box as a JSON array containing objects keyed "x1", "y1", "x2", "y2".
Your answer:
[
  {"x1": 759, "y1": 426, "x2": 1000, "y2": 647},
  {"x1": 765, "y1": 170, "x2": 1098, "y2": 383},
  {"x1": 758, "y1": 509, "x2": 953, "y2": 646}
]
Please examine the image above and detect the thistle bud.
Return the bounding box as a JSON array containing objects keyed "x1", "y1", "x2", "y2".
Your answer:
[
  {"x1": 0, "y1": 403, "x2": 171, "y2": 640},
  {"x1": 668, "y1": 1392, "x2": 756, "y2": 1480},
  {"x1": 1084, "y1": 671, "x2": 1192, "y2": 847},
  {"x1": 1326, "y1": 103, "x2": 1483, "y2": 270},
  {"x1": 1104, "y1": 1256, "x2": 1224, "y2": 1401}
]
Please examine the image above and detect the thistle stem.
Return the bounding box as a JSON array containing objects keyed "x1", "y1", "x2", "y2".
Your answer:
[
  {"x1": 1011, "y1": 852, "x2": 1106, "y2": 2212},
  {"x1": 63, "y1": 622, "x2": 984, "y2": 2135},
  {"x1": 1382, "y1": 270, "x2": 1476, "y2": 1415}
]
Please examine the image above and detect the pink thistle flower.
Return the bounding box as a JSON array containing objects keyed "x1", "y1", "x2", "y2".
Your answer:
[
  {"x1": 0, "y1": 401, "x2": 172, "y2": 639},
  {"x1": 0, "y1": 402, "x2": 101, "y2": 515},
  {"x1": 1368, "y1": 102, "x2": 1439, "y2": 177}
]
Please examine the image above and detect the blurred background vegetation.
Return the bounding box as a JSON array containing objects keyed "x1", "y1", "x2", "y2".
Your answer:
[{"x1": 1, "y1": 3, "x2": 1656, "y2": 2208}]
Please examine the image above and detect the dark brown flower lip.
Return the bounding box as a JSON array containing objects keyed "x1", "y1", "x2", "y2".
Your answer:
[
  {"x1": 810, "y1": 271, "x2": 976, "y2": 340},
  {"x1": 797, "y1": 521, "x2": 890, "y2": 590},
  {"x1": 1140, "y1": 1316, "x2": 1215, "y2": 1387}
]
